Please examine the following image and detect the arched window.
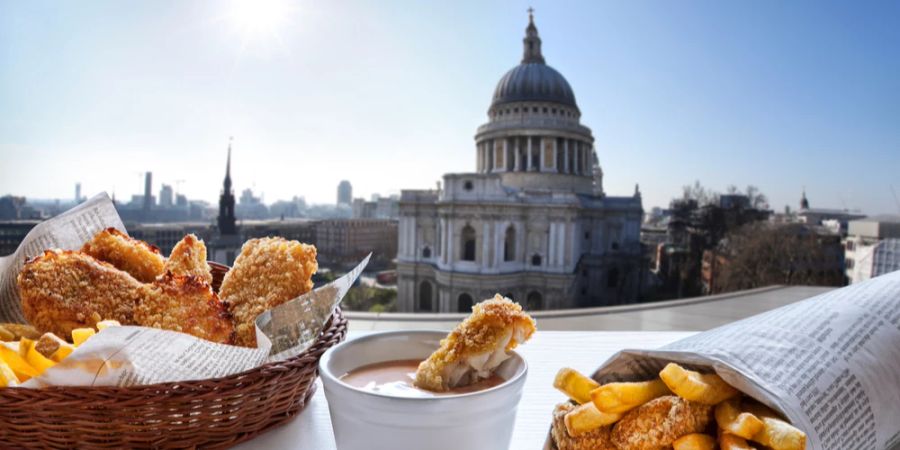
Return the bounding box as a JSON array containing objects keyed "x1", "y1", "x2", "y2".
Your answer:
[
  {"x1": 504, "y1": 292, "x2": 515, "y2": 301},
  {"x1": 504, "y1": 225, "x2": 516, "y2": 262},
  {"x1": 526, "y1": 291, "x2": 543, "y2": 310},
  {"x1": 422, "y1": 246, "x2": 431, "y2": 258},
  {"x1": 418, "y1": 282, "x2": 432, "y2": 312},
  {"x1": 607, "y1": 268, "x2": 620, "y2": 288},
  {"x1": 458, "y1": 293, "x2": 473, "y2": 313},
  {"x1": 461, "y1": 225, "x2": 476, "y2": 261},
  {"x1": 531, "y1": 254, "x2": 542, "y2": 266}
]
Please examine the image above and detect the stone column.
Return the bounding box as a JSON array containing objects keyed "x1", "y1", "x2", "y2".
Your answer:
[
  {"x1": 557, "y1": 222, "x2": 566, "y2": 267},
  {"x1": 526, "y1": 137, "x2": 533, "y2": 171},
  {"x1": 548, "y1": 222, "x2": 557, "y2": 267},
  {"x1": 514, "y1": 138, "x2": 521, "y2": 172},
  {"x1": 479, "y1": 143, "x2": 485, "y2": 173},
  {"x1": 482, "y1": 221, "x2": 491, "y2": 269},
  {"x1": 575, "y1": 142, "x2": 581, "y2": 175},
  {"x1": 563, "y1": 140, "x2": 569, "y2": 174},
  {"x1": 552, "y1": 138, "x2": 559, "y2": 173},
  {"x1": 487, "y1": 140, "x2": 494, "y2": 172}
]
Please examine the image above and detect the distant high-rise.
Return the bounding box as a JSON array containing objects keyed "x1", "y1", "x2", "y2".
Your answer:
[
  {"x1": 143, "y1": 172, "x2": 153, "y2": 211},
  {"x1": 75, "y1": 183, "x2": 82, "y2": 203},
  {"x1": 159, "y1": 184, "x2": 174, "y2": 207},
  {"x1": 217, "y1": 140, "x2": 237, "y2": 235},
  {"x1": 337, "y1": 180, "x2": 352, "y2": 206}
]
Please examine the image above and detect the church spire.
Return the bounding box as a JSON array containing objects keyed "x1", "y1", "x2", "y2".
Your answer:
[
  {"x1": 218, "y1": 138, "x2": 237, "y2": 235},
  {"x1": 522, "y1": 7, "x2": 545, "y2": 64},
  {"x1": 224, "y1": 136, "x2": 233, "y2": 192},
  {"x1": 800, "y1": 188, "x2": 809, "y2": 210}
]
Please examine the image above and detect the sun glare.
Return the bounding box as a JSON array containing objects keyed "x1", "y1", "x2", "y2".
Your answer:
[{"x1": 227, "y1": 0, "x2": 293, "y2": 38}]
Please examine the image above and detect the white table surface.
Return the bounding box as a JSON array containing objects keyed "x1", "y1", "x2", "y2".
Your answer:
[{"x1": 234, "y1": 330, "x2": 696, "y2": 450}]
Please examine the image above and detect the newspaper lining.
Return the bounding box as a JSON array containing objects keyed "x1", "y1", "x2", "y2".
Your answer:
[
  {"x1": 0, "y1": 193, "x2": 367, "y2": 387},
  {"x1": 587, "y1": 271, "x2": 900, "y2": 450}
]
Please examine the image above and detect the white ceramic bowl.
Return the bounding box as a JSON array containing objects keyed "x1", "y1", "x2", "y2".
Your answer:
[{"x1": 319, "y1": 330, "x2": 528, "y2": 450}]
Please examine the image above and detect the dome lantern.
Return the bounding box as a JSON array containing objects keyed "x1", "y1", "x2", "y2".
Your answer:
[{"x1": 490, "y1": 12, "x2": 578, "y2": 110}]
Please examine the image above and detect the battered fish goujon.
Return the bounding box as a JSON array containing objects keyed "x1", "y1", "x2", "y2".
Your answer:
[
  {"x1": 551, "y1": 402, "x2": 616, "y2": 450},
  {"x1": 219, "y1": 237, "x2": 317, "y2": 347},
  {"x1": 163, "y1": 234, "x2": 212, "y2": 283},
  {"x1": 137, "y1": 273, "x2": 235, "y2": 345},
  {"x1": 610, "y1": 395, "x2": 713, "y2": 450},
  {"x1": 81, "y1": 227, "x2": 165, "y2": 283},
  {"x1": 414, "y1": 295, "x2": 536, "y2": 392},
  {"x1": 17, "y1": 250, "x2": 143, "y2": 337}
]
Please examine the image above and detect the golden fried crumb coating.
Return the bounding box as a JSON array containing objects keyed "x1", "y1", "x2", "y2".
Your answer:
[
  {"x1": 551, "y1": 402, "x2": 616, "y2": 450},
  {"x1": 81, "y1": 228, "x2": 165, "y2": 282},
  {"x1": 611, "y1": 395, "x2": 713, "y2": 450},
  {"x1": 219, "y1": 237, "x2": 317, "y2": 347},
  {"x1": 163, "y1": 234, "x2": 212, "y2": 283},
  {"x1": 414, "y1": 295, "x2": 536, "y2": 392},
  {"x1": 35, "y1": 332, "x2": 67, "y2": 358},
  {"x1": 17, "y1": 250, "x2": 142, "y2": 337},
  {"x1": 136, "y1": 273, "x2": 235, "y2": 345}
]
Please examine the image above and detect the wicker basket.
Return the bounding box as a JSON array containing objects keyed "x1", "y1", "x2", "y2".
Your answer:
[{"x1": 0, "y1": 262, "x2": 347, "y2": 449}]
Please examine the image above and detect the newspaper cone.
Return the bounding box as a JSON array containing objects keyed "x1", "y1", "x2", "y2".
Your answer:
[{"x1": 591, "y1": 271, "x2": 900, "y2": 450}]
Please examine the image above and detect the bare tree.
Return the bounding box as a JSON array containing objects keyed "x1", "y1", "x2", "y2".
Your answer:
[
  {"x1": 682, "y1": 180, "x2": 718, "y2": 206},
  {"x1": 745, "y1": 185, "x2": 768, "y2": 209},
  {"x1": 716, "y1": 223, "x2": 844, "y2": 292}
]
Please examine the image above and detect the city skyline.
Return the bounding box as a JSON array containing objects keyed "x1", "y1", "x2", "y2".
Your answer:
[{"x1": 2, "y1": 1, "x2": 899, "y2": 214}]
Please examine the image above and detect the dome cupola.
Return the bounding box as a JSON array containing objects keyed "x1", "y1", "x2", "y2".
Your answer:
[{"x1": 490, "y1": 10, "x2": 578, "y2": 110}]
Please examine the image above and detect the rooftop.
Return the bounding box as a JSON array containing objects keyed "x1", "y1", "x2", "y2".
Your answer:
[{"x1": 345, "y1": 285, "x2": 835, "y2": 332}]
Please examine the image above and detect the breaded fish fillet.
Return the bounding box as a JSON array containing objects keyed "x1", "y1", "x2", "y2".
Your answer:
[
  {"x1": 17, "y1": 250, "x2": 142, "y2": 337},
  {"x1": 414, "y1": 294, "x2": 536, "y2": 392},
  {"x1": 137, "y1": 273, "x2": 234, "y2": 345},
  {"x1": 219, "y1": 237, "x2": 318, "y2": 347},
  {"x1": 551, "y1": 402, "x2": 616, "y2": 450},
  {"x1": 610, "y1": 395, "x2": 713, "y2": 450},
  {"x1": 163, "y1": 234, "x2": 212, "y2": 283},
  {"x1": 81, "y1": 227, "x2": 165, "y2": 282}
]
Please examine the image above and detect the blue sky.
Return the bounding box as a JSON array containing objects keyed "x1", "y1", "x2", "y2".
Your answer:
[{"x1": 1, "y1": 0, "x2": 898, "y2": 214}]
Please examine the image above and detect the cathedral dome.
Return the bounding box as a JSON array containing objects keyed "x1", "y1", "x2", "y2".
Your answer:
[
  {"x1": 492, "y1": 63, "x2": 576, "y2": 108},
  {"x1": 490, "y1": 11, "x2": 577, "y2": 110}
]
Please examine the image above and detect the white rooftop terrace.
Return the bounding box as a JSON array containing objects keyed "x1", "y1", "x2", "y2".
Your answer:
[{"x1": 345, "y1": 285, "x2": 835, "y2": 332}]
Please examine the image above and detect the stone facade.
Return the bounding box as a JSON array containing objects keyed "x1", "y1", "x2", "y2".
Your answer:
[{"x1": 396, "y1": 14, "x2": 644, "y2": 312}]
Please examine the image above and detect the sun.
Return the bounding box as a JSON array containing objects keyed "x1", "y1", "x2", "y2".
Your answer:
[{"x1": 227, "y1": 0, "x2": 293, "y2": 38}]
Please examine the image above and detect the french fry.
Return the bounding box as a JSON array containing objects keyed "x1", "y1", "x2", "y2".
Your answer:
[
  {"x1": 590, "y1": 378, "x2": 671, "y2": 413},
  {"x1": 563, "y1": 402, "x2": 622, "y2": 437},
  {"x1": 0, "y1": 345, "x2": 39, "y2": 381},
  {"x1": 50, "y1": 343, "x2": 75, "y2": 362},
  {"x1": 744, "y1": 402, "x2": 806, "y2": 450},
  {"x1": 716, "y1": 398, "x2": 764, "y2": 439},
  {"x1": 659, "y1": 362, "x2": 740, "y2": 405},
  {"x1": 673, "y1": 433, "x2": 716, "y2": 450},
  {"x1": 553, "y1": 367, "x2": 600, "y2": 404},
  {"x1": 17, "y1": 337, "x2": 35, "y2": 358},
  {"x1": 0, "y1": 358, "x2": 18, "y2": 387},
  {"x1": 720, "y1": 432, "x2": 756, "y2": 450},
  {"x1": 25, "y1": 343, "x2": 55, "y2": 374},
  {"x1": 96, "y1": 320, "x2": 121, "y2": 330},
  {"x1": 0, "y1": 325, "x2": 13, "y2": 341},
  {"x1": 72, "y1": 327, "x2": 96, "y2": 347}
]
